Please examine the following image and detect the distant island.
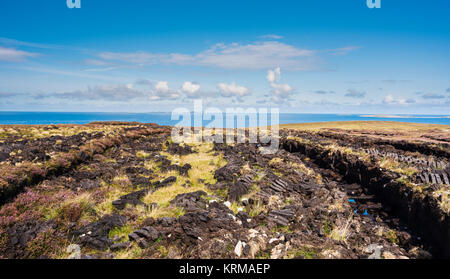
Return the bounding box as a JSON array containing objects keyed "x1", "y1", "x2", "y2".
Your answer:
[{"x1": 361, "y1": 115, "x2": 450, "y2": 119}]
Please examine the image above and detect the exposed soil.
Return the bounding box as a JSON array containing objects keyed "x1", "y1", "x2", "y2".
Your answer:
[{"x1": 0, "y1": 122, "x2": 448, "y2": 259}]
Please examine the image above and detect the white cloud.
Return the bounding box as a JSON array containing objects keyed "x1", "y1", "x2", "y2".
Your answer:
[
  {"x1": 218, "y1": 82, "x2": 250, "y2": 98},
  {"x1": 314, "y1": 90, "x2": 335, "y2": 95},
  {"x1": 84, "y1": 59, "x2": 111, "y2": 66},
  {"x1": 266, "y1": 67, "x2": 293, "y2": 103},
  {"x1": 155, "y1": 81, "x2": 170, "y2": 93},
  {"x1": 150, "y1": 81, "x2": 181, "y2": 100},
  {"x1": 266, "y1": 67, "x2": 281, "y2": 83},
  {"x1": 259, "y1": 34, "x2": 284, "y2": 40},
  {"x1": 329, "y1": 46, "x2": 361, "y2": 56},
  {"x1": 198, "y1": 42, "x2": 315, "y2": 70},
  {"x1": 37, "y1": 84, "x2": 146, "y2": 101},
  {"x1": 135, "y1": 78, "x2": 152, "y2": 86},
  {"x1": 422, "y1": 93, "x2": 445, "y2": 99},
  {"x1": 181, "y1": 81, "x2": 200, "y2": 94},
  {"x1": 0, "y1": 46, "x2": 38, "y2": 62},
  {"x1": 382, "y1": 94, "x2": 413, "y2": 105},
  {"x1": 97, "y1": 41, "x2": 318, "y2": 70},
  {"x1": 345, "y1": 89, "x2": 366, "y2": 98},
  {"x1": 98, "y1": 51, "x2": 157, "y2": 64}
]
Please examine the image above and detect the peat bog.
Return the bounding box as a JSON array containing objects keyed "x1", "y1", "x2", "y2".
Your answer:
[{"x1": 0, "y1": 122, "x2": 448, "y2": 259}]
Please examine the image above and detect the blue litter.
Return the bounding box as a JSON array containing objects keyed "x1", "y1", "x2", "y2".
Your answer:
[
  {"x1": 348, "y1": 199, "x2": 356, "y2": 203},
  {"x1": 363, "y1": 210, "x2": 369, "y2": 216}
]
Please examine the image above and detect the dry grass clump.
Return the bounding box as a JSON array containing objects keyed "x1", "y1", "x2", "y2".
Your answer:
[
  {"x1": 432, "y1": 188, "x2": 450, "y2": 214},
  {"x1": 379, "y1": 157, "x2": 418, "y2": 176},
  {"x1": 329, "y1": 215, "x2": 354, "y2": 243}
]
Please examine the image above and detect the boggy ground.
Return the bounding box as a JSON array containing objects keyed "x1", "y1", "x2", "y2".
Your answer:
[{"x1": 0, "y1": 122, "x2": 447, "y2": 259}]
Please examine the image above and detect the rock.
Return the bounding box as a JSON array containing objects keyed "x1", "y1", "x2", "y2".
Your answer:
[
  {"x1": 443, "y1": 173, "x2": 450, "y2": 185},
  {"x1": 154, "y1": 176, "x2": 177, "y2": 189},
  {"x1": 382, "y1": 251, "x2": 397, "y2": 259},
  {"x1": 72, "y1": 214, "x2": 127, "y2": 250},
  {"x1": 177, "y1": 164, "x2": 192, "y2": 176},
  {"x1": 136, "y1": 238, "x2": 149, "y2": 249},
  {"x1": 243, "y1": 243, "x2": 250, "y2": 256},
  {"x1": 234, "y1": 241, "x2": 244, "y2": 257},
  {"x1": 0, "y1": 152, "x2": 9, "y2": 162},
  {"x1": 267, "y1": 213, "x2": 289, "y2": 226},
  {"x1": 167, "y1": 247, "x2": 182, "y2": 259},
  {"x1": 248, "y1": 229, "x2": 259, "y2": 238},
  {"x1": 228, "y1": 180, "x2": 251, "y2": 201},
  {"x1": 167, "y1": 142, "x2": 193, "y2": 155},
  {"x1": 134, "y1": 229, "x2": 151, "y2": 239},
  {"x1": 270, "y1": 179, "x2": 288, "y2": 193},
  {"x1": 110, "y1": 242, "x2": 131, "y2": 251},
  {"x1": 79, "y1": 179, "x2": 100, "y2": 190},
  {"x1": 365, "y1": 244, "x2": 383, "y2": 259},
  {"x1": 409, "y1": 247, "x2": 432, "y2": 259},
  {"x1": 241, "y1": 198, "x2": 249, "y2": 206},
  {"x1": 214, "y1": 164, "x2": 241, "y2": 183},
  {"x1": 112, "y1": 189, "x2": 149, "y2": 210},
  {"x1": 321, "y1": 249, "x2": 341, "y2": 259},
  {"x1": 268, "y1": 238, "x2": 279, "y2": 244},
  {"x1": 66, "y1": 244, "x2": 81, "y2": 259},
  {"x1": 270, "y1": 243, "x2": 285, "y2": 259},
  {"x1": 142, "y1": 226, "x2": 160, "y2": 241},
  {"x1": 159, "y1": 217, "x2": 176, "y2": 227},
  {"x1": 170, "y1": 191, "x2": 207, "y2": 212}
]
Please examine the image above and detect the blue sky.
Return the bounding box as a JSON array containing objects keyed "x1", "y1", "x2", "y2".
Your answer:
[{"x1": 0, "y1": 0, "x2": 449, "y2": 114}]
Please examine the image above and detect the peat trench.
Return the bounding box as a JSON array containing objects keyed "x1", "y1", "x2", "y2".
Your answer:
[{"x1": 280, "y1": 138, "x2": 449, "y2": 258}]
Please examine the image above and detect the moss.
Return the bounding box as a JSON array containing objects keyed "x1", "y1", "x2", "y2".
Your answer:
[
  {"x1": 215, "y1": 189, "x2": 228, "y2": 200},
  {"x1": 226, "y1": 243, "x2": 233, "y2": 252},
  {"x1": 292, "y1": 247, "x2": 318, "y2": 259},
  {"x1": 109, "y1": 224, "x2": 135, "y2": 242},
  {"x1": 114, "y1": 244, "x2": 143, "y2": 259},
  {"x1": 322, "y1": 218, "x2": 332, "y2": 236},
  {"x1": 271, "y1": 225, "x2": 293, "y2": 234},
  {"x1": 247, "y1": 201, "x2": 267, "y2": 217},
  {"x1": 385, "y1": 230, "x2": 399, "y2": 245},
  {"x1": 158, "y1": 245, "x2": 168, "y2": 258},
  {"x1": 136, "y1": 151, "x2": 151, "y2": 159},
  {"x1": 255, "y1": 251, "x2": 271, "y2": 259},
  {"x1": 154, "y1": 235, "x2": 163, "y2": 244}
]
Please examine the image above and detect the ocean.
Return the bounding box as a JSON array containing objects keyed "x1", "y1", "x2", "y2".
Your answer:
[{"x1": 0, "y1": 112, "x2": 449, "y2": 126}]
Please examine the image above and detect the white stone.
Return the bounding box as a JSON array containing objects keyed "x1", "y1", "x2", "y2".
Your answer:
[
  {"x1": 66, "y1": 244, "x2": 80, "y2": 254},
  {"x1": 234, "y1": 241, "x2": 243, "y2": 257},
  {"x1": 224, "y1": 201, "x2": 231, "y2": 208},
  {"x1": 248, "y1": 229, "x2": 259, "y2": 238},
  {"x1": 66, "y1": 244, "x2": 81, "y2": 260}
]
